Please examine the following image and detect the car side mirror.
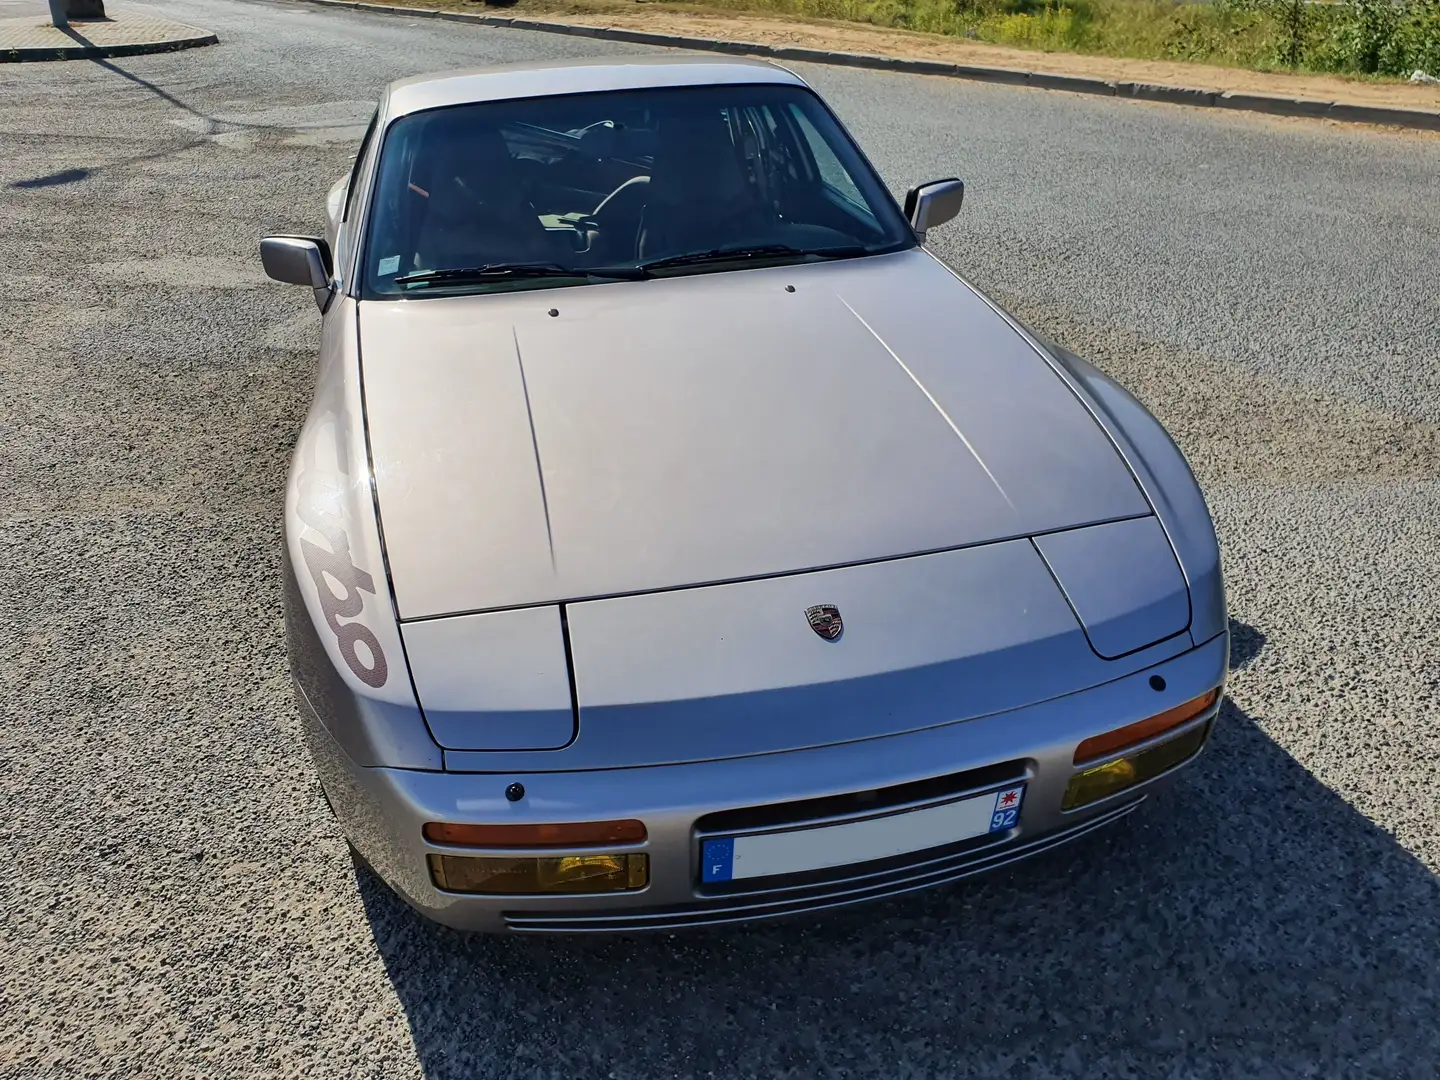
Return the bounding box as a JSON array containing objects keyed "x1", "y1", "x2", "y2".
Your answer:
[
  {"x1": 903, "y1": 179, "x2": 965, "y2": 242},
  {"x1": 260, "y1": 235, "x2": 335, "y2": 312}
]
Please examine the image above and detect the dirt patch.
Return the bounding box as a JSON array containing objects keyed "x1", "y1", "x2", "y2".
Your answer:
[
  {"x1": 364, "y1": 0, "x2": 1440, "y2": 116},
  {"x1": 1002, "y1": 299, "x2": 1440, "y2": 488}
]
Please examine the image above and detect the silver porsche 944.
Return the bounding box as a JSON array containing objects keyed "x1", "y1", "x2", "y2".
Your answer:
[{"x1": 260, "y1": 56, "x2": 1227, "y2": 933}]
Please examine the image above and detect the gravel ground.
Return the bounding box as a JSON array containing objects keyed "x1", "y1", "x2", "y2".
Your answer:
[{"x1": 1, "y1": 1, "x2": 1436, "y2": 1077}]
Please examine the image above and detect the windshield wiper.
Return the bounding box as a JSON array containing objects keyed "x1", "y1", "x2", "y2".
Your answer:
[
  {"x1": 394, "y1": 262, "x2": 646, "y2": 286},
  {"x1": 395, "y1": 244, "x2": 875, "y2": 288},
  {"x1": 629, "y1": 243, "x2": 873, "y2": 274}
]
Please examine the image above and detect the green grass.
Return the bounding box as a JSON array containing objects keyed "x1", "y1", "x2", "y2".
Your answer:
[{"x1": 617, "y1": 0, "x2": 1440, "y2": 77}]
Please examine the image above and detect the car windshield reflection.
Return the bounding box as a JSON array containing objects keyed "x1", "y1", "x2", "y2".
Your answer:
[{"x1": 360, "y1": 84, "x2": 915, "y2": 298}]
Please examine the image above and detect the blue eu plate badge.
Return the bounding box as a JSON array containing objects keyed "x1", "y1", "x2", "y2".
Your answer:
[{"x1": 701, "y1": 838, "x2": 735, "y2": 884}]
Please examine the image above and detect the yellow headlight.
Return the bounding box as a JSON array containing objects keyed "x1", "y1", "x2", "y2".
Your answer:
[
  {"x1": 1062, "y1": 723, "x2": 1210, "y2": 810},
  {"x1": 428, "y1": 853, "x2": 649, "y2": 895}
]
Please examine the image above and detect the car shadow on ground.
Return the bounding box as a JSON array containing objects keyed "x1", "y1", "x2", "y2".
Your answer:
[
  {"x1": 6, "y1": 57, "x2": 363, "y2": 191},
  {"x1": 354, "y1": 618, "x2": 1438, "y2": 1078}
]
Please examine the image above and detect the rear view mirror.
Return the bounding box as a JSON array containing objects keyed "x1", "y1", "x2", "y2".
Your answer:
[
  {"x1": 903, "y1": 179, "x2": 965, "y2": 241},
  {"x1": 260, "y1": 235, "x2": 334, "y2": 311}
]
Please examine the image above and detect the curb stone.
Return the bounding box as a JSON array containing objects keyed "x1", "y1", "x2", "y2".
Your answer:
[
  {"x1": 0, "y1": 30, "x2": 217, "y2": 63},
  {"x1": 295, "y1": 0, "x2": 1440, "y2": 132},
  {"x1": 1120, "y1": 82, "x2": 1220, "y2": 107},
  {"x1": 952, "y1": 64, "x2": 1032, "y2": 87},
  {"x1": 1326, "y1": 101, "x2": 1436, "y2": 127},
  {"x1": 1027, "y1": 71, "x2": 1118, "y2": 96},
  {"x1": 1216, "y1": 92, "x2": 1333, "y2": 117}
]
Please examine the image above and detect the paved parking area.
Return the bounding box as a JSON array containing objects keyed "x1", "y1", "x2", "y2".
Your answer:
[
  {"x1": 0, "y1": 1, "x2": 1436, "y2": 1077},
  {"x1": 0, "y1": 0, "x2": 215, "y2": 60}
]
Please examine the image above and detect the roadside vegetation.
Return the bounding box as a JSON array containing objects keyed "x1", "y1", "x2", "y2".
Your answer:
[
  {"x1": 482, "y1": 0, "x2": 1440, "y2": 78},
  {"x1": 679, "y1": 0, "x2": 1440, "y2": 76}
]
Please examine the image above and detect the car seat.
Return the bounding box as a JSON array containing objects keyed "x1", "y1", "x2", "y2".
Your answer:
[
  {"x1": 637, "y1": 111, "x2": 771, "y2": 259},
  {"x1": 410, "y1": 116, "x2": 563, "y2": 271}
]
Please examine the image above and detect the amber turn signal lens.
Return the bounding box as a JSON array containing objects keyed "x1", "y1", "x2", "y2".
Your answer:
[
  {"x1": 1063, "y1": 723, "x2": 1210, "y2": 810},
  {"x1": 1073, "y1": 688, "x2": 1220, "y2": 766},
  {"x1": 423, "y1": 819, "x2": 647, "y2": 848},
  {"x1": 428, "y1": 853, "x2": 649, "y2": 895}
]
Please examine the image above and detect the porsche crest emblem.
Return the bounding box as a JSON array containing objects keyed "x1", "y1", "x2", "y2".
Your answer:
[{"x1": 805, "y1": 604, "x2": 843, "y2": 641}]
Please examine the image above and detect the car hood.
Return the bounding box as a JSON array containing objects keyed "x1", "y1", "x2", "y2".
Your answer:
[{"x1": 359, "y1": 249, "x2": 1150, "y2": 620}]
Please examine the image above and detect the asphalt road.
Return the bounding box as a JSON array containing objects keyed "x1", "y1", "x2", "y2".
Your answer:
[{"x1": 1, "y1": 1, "x2": 1437, "y2": 1076}]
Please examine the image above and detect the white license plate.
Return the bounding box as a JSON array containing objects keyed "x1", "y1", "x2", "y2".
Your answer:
[{"x1": 700, "y1": 784, "x2": 1025, "y2": 884}]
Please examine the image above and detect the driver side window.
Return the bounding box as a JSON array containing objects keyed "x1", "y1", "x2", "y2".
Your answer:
[{"x1": 342, "y1": 110, "x2": 379, "y2": 223}]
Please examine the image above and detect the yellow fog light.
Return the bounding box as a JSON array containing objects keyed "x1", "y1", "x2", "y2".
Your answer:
[
  {"x1": 428, "y1": 853, "x2": 649, "y2": 895},
  {"x1": 1062, "y1": 723, "x2": 1210, "y2": 810}
]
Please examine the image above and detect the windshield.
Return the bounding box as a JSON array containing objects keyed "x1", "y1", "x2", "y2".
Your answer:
[{"x1": 360, "y1": 83, "x2": 915, "y2": 298}]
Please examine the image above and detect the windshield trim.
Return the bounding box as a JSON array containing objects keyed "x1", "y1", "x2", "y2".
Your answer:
[{"x1": 355, "y1": 82, "x2": 918, "y2": 303}]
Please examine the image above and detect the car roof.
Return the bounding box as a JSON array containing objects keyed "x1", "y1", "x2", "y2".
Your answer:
[{"x1": 382, "y1": 55, "x2": 807, "y2": 120}]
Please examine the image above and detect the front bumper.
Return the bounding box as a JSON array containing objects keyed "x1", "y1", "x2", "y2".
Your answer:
[{"x1": 303, "y1": 630, "x2": 1227, "y2": 933}]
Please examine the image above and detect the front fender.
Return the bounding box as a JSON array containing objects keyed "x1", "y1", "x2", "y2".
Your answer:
[
  {"x1": 938, "y1": 263, "x2": 1226, "y2": 647},
  {"x1": 1041, "y1": 345, "x2": 1226, "y2": 647},
  {"x1": 283, "y1": 296, "x2": 440, "y2": 770}
]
